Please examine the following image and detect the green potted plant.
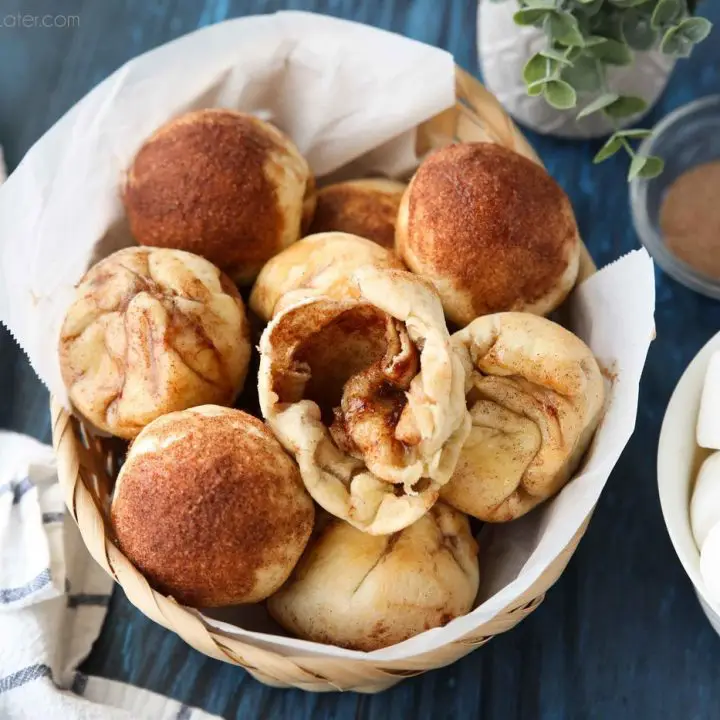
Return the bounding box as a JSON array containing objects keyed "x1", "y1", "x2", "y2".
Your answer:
[{"x1": 479, "y1": 0, "x2": 712, "y2": 178}]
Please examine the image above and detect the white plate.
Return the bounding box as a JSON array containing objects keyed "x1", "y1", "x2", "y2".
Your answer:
[{"x1": 658, "y1": 330, "x2": 720, "y2": 634}]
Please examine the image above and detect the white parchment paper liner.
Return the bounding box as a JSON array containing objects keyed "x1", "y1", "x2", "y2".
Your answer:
[
  {"x1": 0, "y1": 12, "x2": 655, "y2": 663},
  {"x1": 0, "y1": 11, "x2": 455, "y2": 404}
]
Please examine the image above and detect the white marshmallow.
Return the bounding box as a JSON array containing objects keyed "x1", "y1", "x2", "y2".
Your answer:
[
  {"x1": 691, "y1": 452, "x2": 720, "y2": 548},
  {"x1": 697, "y1": 351, "x2": 720, "y2": 450},
  {"x1": 700, "y1": 520, "x2": 720, "y2": 606}
]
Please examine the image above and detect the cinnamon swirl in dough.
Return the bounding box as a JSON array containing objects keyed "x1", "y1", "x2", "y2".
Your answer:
[
  {"x1": 267, "y1": 503, "x2": 479, "y2": 650},
  {"x1": 441, "y1": 312, "x2": 604, "y2": 522},
  {"x1": 395, "y1": 143, "x2": 580, "y2": 326},
  {"x1": 249, "y1": 232, "x2": 404, "y2": 323},
  {"x1": 258, "y1": 266, "x2": 470, "y2": 535},
  {"x1": 307, "y1": 179, "x2": 406, "y2": 249},
  {"x1": 59, "y1": 247, "x2": 251, "y2": 439}
]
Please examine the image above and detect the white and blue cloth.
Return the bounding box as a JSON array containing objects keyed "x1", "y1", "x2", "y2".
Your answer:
[{"x1": 0, "y1": 431, "x2": 222, "y2": 719}]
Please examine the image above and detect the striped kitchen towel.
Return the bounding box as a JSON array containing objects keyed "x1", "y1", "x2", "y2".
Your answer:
[
  {"x1": 0, "y1": 147, "x2": 221, "y2": 719},
  {"x1": 0, "y1": 431, "x2": 223, "y2": 719}
]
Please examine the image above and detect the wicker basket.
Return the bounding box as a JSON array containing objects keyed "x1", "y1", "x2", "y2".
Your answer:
[{"x1": 51, "y1": 66, "x2": 596, "y2": 693}]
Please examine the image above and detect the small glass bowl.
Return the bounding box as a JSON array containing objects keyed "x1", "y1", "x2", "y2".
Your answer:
[{"x1": 630, "y1": 95, "x2": 720, "y2": 299}]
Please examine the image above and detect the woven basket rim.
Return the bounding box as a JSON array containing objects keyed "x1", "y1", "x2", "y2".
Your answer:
[{"x1": 52, "y1": 65, "x2": 597, "y2": 693}]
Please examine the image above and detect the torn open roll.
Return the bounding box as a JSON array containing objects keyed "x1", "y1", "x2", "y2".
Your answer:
[
  {"x1": 441, "y1": 312, "x2": 605, "y2": 522},
  {"x1": 258, "y1": 266, "x2": 470, "y2": 535}
]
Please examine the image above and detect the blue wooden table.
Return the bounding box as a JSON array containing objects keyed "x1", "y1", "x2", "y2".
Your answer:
[{"x1": 1, "y1": 1, "x2": 720, "y2": 717}]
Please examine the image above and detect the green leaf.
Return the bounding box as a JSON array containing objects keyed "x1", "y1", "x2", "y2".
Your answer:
[
  {"x1": 638, "y1": 156, "x2": 665, "y2": 178},
  {"x1": 561, "y1": 54, "x2": 603, "y2": 92},
  {"x1": 651, "y1": 0, "x2": 682, "y2": 29},
  {"x1": 613, "y1": 128, "x2": 654, "y2": 139},
  {"x1": 593, "y1": 135, "x2": 624, "y2": 163},
  {"x1": 540, "y1": 48, "x2": 573, "y2": 64},
  {"x1": 565, "y1": 46, "x2": 585, "y2": 62},
  {"x1": 543, "y1": 79, "x2": 578, "y2": 109},
  {"x1": 628, "y1": 154, "x2": 665, "y2": 180},
  {"x1": 604, "y1": 95, "x2": 648, "y2": 118},
  {"x1": 628, "y1": 155, "x2": 646, "y2": 180},
  {"x1": 527, "y1": 80, "x2": 547, "y2": 96},
  {"x1": 577, "y1": 92, "x2": 620, "y2": 118},
  {"x1": 514, "y1": 8, "x2": 553, "y2": 25},
  {"x1": 576, "y1": 0, "x2": 604, "y2": 15},
  {"x1": 575, "y1": 11, "x2": 591, "y2": 37},
  {"x1": 660, "y1": 26, "x2": 694, "y2": 56},
  {"x1": 590, "y1": 37, "x2": 634, "y2": 65},
  {"x1": 523, "y1": 53, "x2": 550, "y2": 86},
  {"x1": 546, "y1": 11, "x2": 585, "y2": 46},
  {"x1": 622, "y1": 11, "x2": 658, "y2": 50},
  {"x1": 676, "y1": 17, "x2": 713, "y2": 43},
  {"x1": 610, "y1": 0, "x2": 653, "y2": 7},
  {"x1": 582, "y1": 35, "x2": 611, "y2": 47},
  {"x1": 523, "y1": 0, "x2": 557, "y2": 7}
]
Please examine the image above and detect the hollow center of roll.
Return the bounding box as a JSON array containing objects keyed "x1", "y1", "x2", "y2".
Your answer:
[
  {"x1": 293, "y1": 304, "x2": 390, "y2": 420},
  {"x1": 272, "y1": 299, "x2": 422, "y2": 481}
]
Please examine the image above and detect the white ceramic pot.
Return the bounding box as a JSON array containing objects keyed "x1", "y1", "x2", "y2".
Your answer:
[
  {"x1": 478, "y1": 0, "x2": 675, "y2": 138},
  {"x1": 658, "y1": 332, "x2": 720, "y2": 638}
]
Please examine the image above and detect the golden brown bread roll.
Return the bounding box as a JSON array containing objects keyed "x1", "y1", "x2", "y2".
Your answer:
[
  {"x1": 111, "y1": 406, "x2": 314, "y2": 607},
  {"x1": 249, "y1": 232, "x2": 405, "y2": 323},
  {"x1": 395, "y1": 142, "x2": 581, "y2": 326},
  {"x1": 306, "y1": 178, "x2": 406, "y2": 249},
  {"x1": 441, "y1": 312, "x2": 604, "y2": 522},
  {"x1": 123, "y1": 109, "x2": 315, "y2": 285},
  {"x1": 267, "y1": 503, "x2": 479, "y2": 650},
  {"x1": 258, "y1": 266, "x2": 470, "y2": 535},
  {"x1": 59, "y1": 247, "x2": 250, "y2": 439}
]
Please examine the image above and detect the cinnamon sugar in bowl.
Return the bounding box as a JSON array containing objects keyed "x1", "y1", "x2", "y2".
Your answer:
[{"x1": 631, "y1": 95, "x2": 720, "y2": 299}]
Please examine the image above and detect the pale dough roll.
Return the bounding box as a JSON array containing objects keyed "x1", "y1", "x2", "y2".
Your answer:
[
  {"x1": 249, "y1": 231, "x2": 404, "y2": 323},
  {"x1": 441, "y1": 312, "x2": 604, "y2": 521},
  {"x1": 267, "y1": 503, "x2": 479, "y2": 650},
  {"x1": 59, "y1": 246, "x2": 251, "y2": 439},
  {"x1": 258, "y1": 266, "x2": 470, "y2": 535}
]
